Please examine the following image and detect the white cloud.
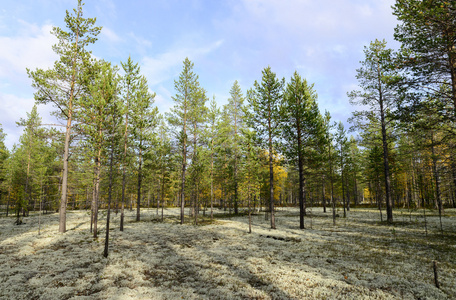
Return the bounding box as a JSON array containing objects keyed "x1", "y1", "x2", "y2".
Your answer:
[
  {"x1": 0, "y1": 93, "x2": 34, "y2": 149},
  {"x1": 101, "y1": 26, "x2": 122, "y2": 43},
  {"x1": 141, "y1": 39, "x2": 224, "y2": 86},
  {"x1": 0, "y1": 21, "x2": 57, "y2": 79},
  {"x1": 152, "y1": 85, "x2": 173, "y2": 114},
  {"x1": 0, "y1": 92, "x2": 58, "y2": 149},
  {"x1": 237, "y1": 0, "x2": 396, "y2": 39}
]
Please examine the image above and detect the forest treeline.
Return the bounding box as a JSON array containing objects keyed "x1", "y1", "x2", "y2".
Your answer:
[{"x1": 0, "y1": 0, "x2": 455, "y2": 239}]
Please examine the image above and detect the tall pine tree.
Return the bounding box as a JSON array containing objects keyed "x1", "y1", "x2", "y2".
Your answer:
[
  {"x1": 247, "y1": 66, "x2": 285, "y2": 229},
  {"x1": 27, "y1": 0, "x2": 101, "y2": 232}
]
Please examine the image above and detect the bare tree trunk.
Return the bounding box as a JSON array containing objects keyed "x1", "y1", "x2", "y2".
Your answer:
[
  {"x1": 268, "y1": 131, "x2": 276, "y2": 229},
  {"x1": 378, "y1": 70, "x2": 393, "y2": 223},
  {"x1": 103, "y1": 139, "x2": 115, "y2": 258},
  {"x1": 210, "y1": 140, "x2": 214, "y2": 220},
  {"x1": 136, "y1": 142, "x2": 142, "y2": 222},
  {"x1": 6, "y1": 187, "x2": 11, "y2": 217},
  {"x1": 248, "y1": 193, "x2": 253, "y2": 234},
  {"x1": 341, "y1": 169, "x2": 346, "y2": 218},
  {"x1": 329, "y1": 139, "x2": 336, "y2": 226},
  {"x1": 297, "y1": 124, "x2": 305, "y2": 229},
  {"x1": 92, "y1": 153, "x2": 101, "y2": 239},
  {"x1": 430, "y1": 132, "x2": 443, "y2": 233},
  {"x1": 322, "y1": 177, "x2": 326, "y2": 213}
]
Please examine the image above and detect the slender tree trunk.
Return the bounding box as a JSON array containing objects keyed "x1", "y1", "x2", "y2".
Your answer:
[
  {"x1": 103, "y1": 139, "x2": 115, "y2": 258},
  {"x1": 136, "y1": 140, "x2": 142, "y2": 222},
  {"x1": 322, "y1": 178, "x2": 326, "y2": 213},
  {"x1": 156, "y1": 180, "x2": 160, "y2": 216},
  {"x1": 161, "y1": 172, "x2": 165, "y2": 222},
  {"x1": 346, "y1": 175, "x2": 351, "y2": 211},
  {"x1": 268, "y1": 130, "x2": 276, "y2": 229},
  {"x1": 181, "y1": 125, "x2": 187, "y2": 224},
  {"x1": 411, "y1": 157, "x2": 419, "y2": 208},
  {"x1": 59, "y1": 114, "x2": 71, "y2": 233},
  {"x1": 297, "y1": 122, "x2": 305, "y2": 229},
  {"x1": 210, "y1": 145, "x2": 214, "y2": 220},
  {"x1": 353, "y1": 175, "x2": 358, "y2": 206},
  {"x1": 234, "y1": 159, "x2": 238, "y2": 214},
  {"x1": 329, "y1": 138, "x2": 336, "y2": 226},
  {"x1": 38, "y1": 182, "x2": 43, "y2": 235},
  {"x1": 376, "y1": 178, "x2": 383, "y2": 222},
  {"x1": 430, "y1": 132, "x2": 443, "y2": 232},
  {"x1": 6, "y1": 187, "x2": 11, "y2": 217},
  {"x1": 93, "y1": 151, "x2": 101, "y2": 239},
  {"x1": 248, "y1": 192, "x2": 253, "y2": 234},
  {"x1": 341, "y1": 169, "x2": 346, "y2": 218},
  {"x1": 378, "y1": 66, "x2": 393, "y2": 223},
  {"x1": 194, "y1": 183, "x2": 198, "y2": 225},
  {"x1": 90, "y1": 181, "x2": 94, "y2": 233}
]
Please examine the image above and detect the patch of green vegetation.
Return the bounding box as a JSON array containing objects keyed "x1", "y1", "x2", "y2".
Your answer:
[{"x1": 212, "y1": 211, "x2": 252, "y2": 219}]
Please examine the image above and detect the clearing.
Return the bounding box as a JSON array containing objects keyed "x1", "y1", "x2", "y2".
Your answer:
[{"x1": 0, "y1": 207, "x2": 455, "y2": 299}]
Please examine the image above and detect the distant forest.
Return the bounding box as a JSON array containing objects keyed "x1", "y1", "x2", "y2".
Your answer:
[{"x1": 0, "y1": 0, "x2": 455, "y2": 238}]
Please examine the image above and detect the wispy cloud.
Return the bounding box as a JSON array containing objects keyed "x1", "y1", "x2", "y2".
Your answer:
[
  {"x1": 101, "y1": 26, "x2": 122, "y2": 43},
  {"x1": 141, "y1": 39, "x2": 224, "y2": 86}
]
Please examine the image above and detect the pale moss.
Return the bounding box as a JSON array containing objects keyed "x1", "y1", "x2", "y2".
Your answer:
[{"x1": 0, "y1": 208, "x2": 453, "y2": 299}]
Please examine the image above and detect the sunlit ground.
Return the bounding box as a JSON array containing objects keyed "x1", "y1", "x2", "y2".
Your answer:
[{"x1": 1, "y1": 206, "x2": 455, "y2": 299}]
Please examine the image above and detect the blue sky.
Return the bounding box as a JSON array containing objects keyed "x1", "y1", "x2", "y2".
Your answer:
[{"x1": 0, "y1": 0, "x2": 399, "y2": 149}]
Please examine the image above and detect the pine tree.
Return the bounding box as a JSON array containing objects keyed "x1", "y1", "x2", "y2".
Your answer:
[
  {"x1": 27, "y1": 0, "x2": 101, "y2": 233},
  {"x1": 155, "y1": 116, "x2": 173, "y2": 222},
  {"x1": 101, "y1": 69, "x2": 122, "y2": 258},
  {"x1": 79, "y1": 60, "x2": 119, "y2": 238},
  {"x1": 247, "y1": 66, "x2": 285, "y2": 229},
  {"x1": 187, "y1": 87, "x2": 207, "y2": 225},
  {"x1": 0, "y1": 124, "x2": 9, "y2": 209},
  {"x1": 207, "y1": 97, "x2": 220, "y2": 219},
  {"x1": 393, "y1": 0, "x2": 456, "y2": 123},
  {"x1": 167, "y1": 58, "x2": 205, "y2": 224},
  {"x1": 348, "y1": 40, "x2": 399, "y2": 223},
  {"x1": 226, "y1": 81, "x2": 246, "y2": 214},
  {"x1": 130, "y1": 76, "x2": 157, "y2": 222},
  {"x1": 335, "y1": 122, "x2": 349, "y2": 218},
  {"x1": 282, "y1": 71, "x2": 323, "y2": 229},
  {"x1": 119, "y1": 56, "x2": 140, "y2": 230}
]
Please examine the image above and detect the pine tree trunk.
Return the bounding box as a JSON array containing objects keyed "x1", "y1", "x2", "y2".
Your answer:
[
  {"x1": 341, "y1": 169, "x2": 346, "y2": 218},
  {"x1": 378, "y1": 68, "x2": 393, "y2": 223},
  {"x1": 248, "y1": 193, "x2": 252, "y2": 234},
  {"x1": 268, "y1": 127, "x2": 276, "y2": 229},
  {"x1": 297, "y1": 121, "x2": 305, "y2": 229},
  {"x1": 210, "y1": 147, "x2": 214, "y2": 220},
  {"x1": 328, "y1": 137, "x2": 336, "y2": 226},
  {"x1": 181, "y1": 125, "x2": 187, "y2": 225},
  {"x1": 92, "y1": 152, "x2": 101, "y2": 239},
  {"x1": 136, "y1": 141, "x2": 142, "y2": 222},
  {"x1": 322, "y1": 179, "x2": 326, "y2": 213},
  {"x1": 59, "y1": 116, "x2": 71, "y2": 233},
  {"x1": 161, "y1": 172, "x2": 165, "y2": 222},
  {"x1": 103, "y1": 139, "x2": 115, "y2": 258},
  {"x1": 431, "y1": 133, "x2": 443, "y2": 232}
]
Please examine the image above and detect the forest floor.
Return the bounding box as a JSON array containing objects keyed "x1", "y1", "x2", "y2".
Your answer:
[{"x1": 0, "y1": 206, "x2": 455, "y2": 299}]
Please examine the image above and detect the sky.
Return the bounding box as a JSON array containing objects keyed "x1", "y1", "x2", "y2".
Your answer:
[{"x1": 0, "y1": 0, "x2": 400, "y2": 150}]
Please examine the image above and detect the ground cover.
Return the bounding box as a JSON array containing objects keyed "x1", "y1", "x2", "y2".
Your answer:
[{"x1": 0, "y1": 207, "x2": 455, "y2": 299}]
